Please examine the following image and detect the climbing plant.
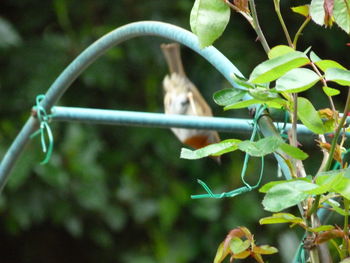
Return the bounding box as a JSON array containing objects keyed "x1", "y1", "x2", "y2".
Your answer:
[{"x1": 184, "y1": 0, "x2": 350, "y2": 262}]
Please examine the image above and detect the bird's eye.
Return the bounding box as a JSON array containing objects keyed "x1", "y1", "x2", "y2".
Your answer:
[{"x1": 180, "y1": 98, "x2": 189, "y2": 106}]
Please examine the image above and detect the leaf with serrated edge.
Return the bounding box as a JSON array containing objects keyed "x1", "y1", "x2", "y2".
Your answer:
[
  {"x1": 213, "y1": 89, "x2": 247, "y2": 106},
  {"x1": 325, "y1": 67, "x2": 350, "y2": 86},
  {"x1": 297, "y1": 97, "x2": 325, "y2": 134},
  {"x1": 248, "y1": 87, "x2": 279, "y2": 101},
  {"x1": 229, "y1": 238, "x2": 251, "y2": 254},
  {"x1": 249, "y1": 51, "x2": 310, "y2": 84},
  {"x1": 238, "y1": 136, "x2": 283, "y2": 157},
  {"x1": 306, "y1": 172, "x2": 344, "y2": 195},
  {"x1": 231, "y1": 73, "x2": 255, "y2": 89},
  {"x1": 276, "y1": 68, "x2": 320, "y2": 93},
  {"x1": 190, "y1": 0, "x2": 231, "y2": 48},
  {"x1": 262, "y1": 180, "x2": 317, "y2": 212},
  {"x1": 180, "y1": 139, "x2": 241, "y2": 160},
  {"x1": 279, "y1": 143, "x2": 309, "y2": 160},
  {"x1": 259, "y1": 177, "x2": 312, "y2": 193},
  {"x1": 310, "y1": 0, "x2": 325, "y2": 25},
  {"x1": 333, "y1": 0, "x2": 350, "y2": 34}
]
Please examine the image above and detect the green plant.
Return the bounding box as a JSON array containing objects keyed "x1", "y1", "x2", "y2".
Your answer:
[{"x1": 184, "y1": 0, "x2": 350, "y2": 262}]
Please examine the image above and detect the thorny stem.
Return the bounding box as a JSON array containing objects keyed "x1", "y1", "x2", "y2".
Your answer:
[
  {"x1": 248, "y1": 0, "x2": 270, "y2": 53},
  {"x1": 324, "y1": 87, "x2": 350, "y2": 172},
  {"x1": 273, "y1": 0, "x2": 294, "y2": 48},
  {"x1": 293, "y1": 17, "x2": 311, "y2": 49}
]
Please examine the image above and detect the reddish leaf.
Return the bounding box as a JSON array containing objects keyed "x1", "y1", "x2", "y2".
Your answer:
[
  {"x1": 324, "y1": 0, "x2": 334, "y2": 26},
  {"x1": 315, "y1": 228, "x2": 344, "y2": 244},
  {"x1": 233, "y1": 0, "x2": 249, "y2": 12}
]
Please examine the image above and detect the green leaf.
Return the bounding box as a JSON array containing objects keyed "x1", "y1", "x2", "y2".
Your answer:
[
  {"x1": 310, "y1": 0, "x2": 325, "y2": 25},
  {"x1": 325, "y1": 200, "x2": 349, "y2": 216},
  {"x1": 253, "y1": 245, "x2": 278, "y2": 255},
  {"x1": 339, "y1": 258, "x2": 350, "y2": 263},
  {"x1": 323, "y1": 86, "x2": 340, "y2": 96},
  {"x1": 297, "y1": 97, "x2": 325, "y2": 134},
  {"x1": 291, "y1": 5, "x2": 310, "y2": 17},
  {"x1": 307, "y1": 225, "x2": 335, "y2": 232},
  {"x1": 275, "y1": 68, "x2": 320, "y2": 93},
  {"x1": 260, "y1": 177, "x2": 312, "y2": 193},
  {"x1": 262, "y1": 180, "x2": 317, "y2": 212},
  {"x1": 231, "y1": 73, "x2": 256, "y2": 89},
  {"x1": 260, "y1": 180, "x2": 289, "y2": 193},
  {"x1": 331, "y1": 176, "x2": 350, "y2": 200},
  {"x1": 224, "y1": 98, "x2": 286, "y2": 110},
  {"x1": 214, "y1": 242, "x2": 230, "y2": 263},
  {"x1": 229, "y1": 238, "x2": 251, "y2": 254},
  {"x1": 249, "y1": 51, "x2": 310, "y2": 84},
  {"x1": 315, "y1": 60, "x2": 347, "y2": 72},
  {"x1": 325, "y1": 67, "x2": 350, "y2": 86},
  {"x1": 213, "y1": 88, "x2": 247, "y2": 106},
  {"x1": 314, "y1": 169, "x2": 350, "y2": 199},
  {"x1": 306, "y1": 172, "x2": 343, "y2": 195},
  {"x1": 190, "y1": 0, "x2": 231, "y2": 48},
  {"x1": 259, "y1": 213, "x2": 304, "y2": 224},
  {"x1": 279, "y1": 143, "x2": 309, "y2": 160},
  {"x1": 180, "y1": 139, "x2": 241, "y2": 160},
  {"x1": 268, "y1": 45, "x2": 295, "y2": 59},
  {"x1": 310, "y1": 51, "x2": 322, "y2": 62},
  {"x1": 238, "y1": 136, "x2": 283, "y2": 157},
  {"x1": 248, "y1": 87, "x2": 280, "y2": 101},
  {"x1": 333, "y1": 0, "x2": 350, "y2": 34}
]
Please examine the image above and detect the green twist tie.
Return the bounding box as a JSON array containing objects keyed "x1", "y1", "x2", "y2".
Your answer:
[
  {"x1": 191, "y1": 105, "x2": 266, "y2": 199},
  {"x1": 30, "y1": 94, "x2": 54, "y2": 165}
]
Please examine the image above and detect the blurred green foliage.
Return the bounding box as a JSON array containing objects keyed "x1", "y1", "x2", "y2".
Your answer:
[{"x1": 0, "y1": 0, "x2": 349, "y2": 262}]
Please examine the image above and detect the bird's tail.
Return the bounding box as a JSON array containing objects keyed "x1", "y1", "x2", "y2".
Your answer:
[{"x1": 160, "y1": 43, "x2": 186, "y2": 76}]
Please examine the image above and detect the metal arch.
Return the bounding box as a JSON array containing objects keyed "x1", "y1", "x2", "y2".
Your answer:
[{"x1": 0, "y1": 21, "x2": 289, "y2": 192}]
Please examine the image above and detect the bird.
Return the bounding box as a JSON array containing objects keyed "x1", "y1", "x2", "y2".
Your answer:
[{"x1": 160, "y1": 43, "x2": 221, "y2": 162}]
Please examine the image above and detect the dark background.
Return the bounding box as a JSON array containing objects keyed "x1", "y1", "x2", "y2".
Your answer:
[{"x1": 0, "y1": 1, "x2": 349, "y2": 262}]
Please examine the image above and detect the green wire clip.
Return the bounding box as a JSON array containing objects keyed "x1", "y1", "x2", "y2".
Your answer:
[
  {"x1": 30, "y1": 94, "x2": 54, "y2": 165},
  {"x1": 191, "y1": 105, "x2": 267, "y2": 199}
]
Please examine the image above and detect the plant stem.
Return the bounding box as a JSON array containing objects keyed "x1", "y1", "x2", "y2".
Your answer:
[
  {"x1": 324, "y1": 87, "x2": 350, "y2": 172},
  {"x1": 307, "y1": 195, "x2": 321, "y2": 218},
  {"x1": 291, "y1": 94, "x2": 298, "y2": 148},
  {"x1": 342, "y1": 198, "x2": 349, "y2": 257},
  {"x1": 310, "y1": 62, "x2": 336, "y2": 114},
  {"x1": 293, "y1": 17, "x2": 311, "y2": 49},
  {"x1": 273, "y1": 0, "x2": 294, "y2": 48},
  {"x1": 248, "y1": 0, "x2": 270, "y2": 53}
]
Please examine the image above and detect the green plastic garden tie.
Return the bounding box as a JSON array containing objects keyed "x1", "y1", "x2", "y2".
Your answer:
[
  {"x1": 191, "y1": 106, "x2": 266, "y2": 199},
  {"x1": 30, "y1": 94, "x2": 54, "y2": 164}
]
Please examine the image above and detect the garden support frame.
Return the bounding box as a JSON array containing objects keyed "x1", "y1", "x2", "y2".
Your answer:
[{"x1": 0, "y1": 21, "x2": 293, "y2": 192}]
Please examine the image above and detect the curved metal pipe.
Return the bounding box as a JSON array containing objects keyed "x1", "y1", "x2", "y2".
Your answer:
[{"x1": 0, "y1": 21, "x2": 287, "y2": 191}]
